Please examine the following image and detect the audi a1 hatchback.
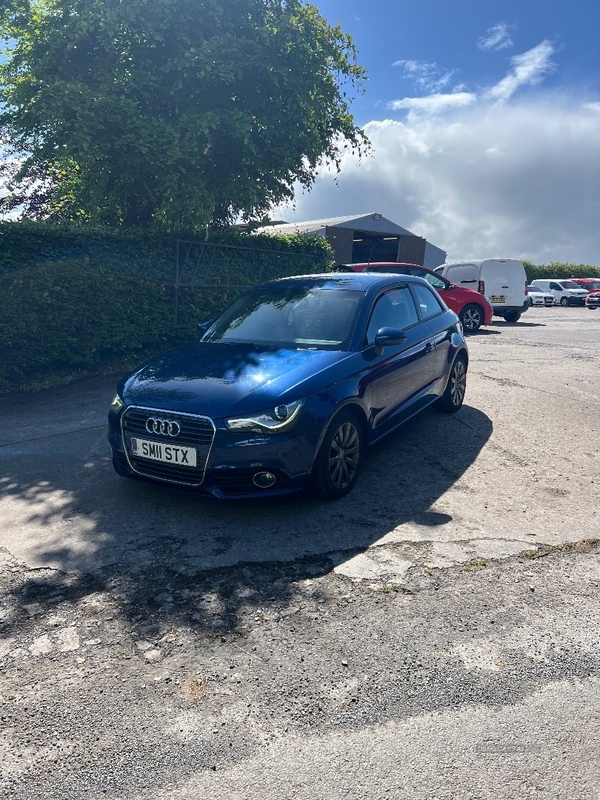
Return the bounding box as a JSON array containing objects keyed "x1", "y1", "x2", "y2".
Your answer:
[
  {"x1": 108, "y1": 273, "x2": 469, "y2": 500},
  {"x1": 339, "y1": 262, "x2": 493, "y2": 333}
]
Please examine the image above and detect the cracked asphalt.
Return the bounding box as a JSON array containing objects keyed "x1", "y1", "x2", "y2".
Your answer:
[{"x1": 1, "y1": 305, "x2": 600, "y2": 799}]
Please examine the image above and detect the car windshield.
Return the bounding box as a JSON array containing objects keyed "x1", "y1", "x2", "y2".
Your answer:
[
  {"x1": 584, "y1": 281, "x2": 600, "y2": 290},
  {"x1": 528, "y1": 286, "x2": 541, "y2": 292},
  {"x1": 561, "y1": 281, "x2": 582, "y2": 289},
  {"x1": 202, "y1": 286, "x2": 364, "y2": 350}
]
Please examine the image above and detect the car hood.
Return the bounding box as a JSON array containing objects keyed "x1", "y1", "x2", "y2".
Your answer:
[{"x1": 120, "y1": 341, "x2": 353, "y2": 417}]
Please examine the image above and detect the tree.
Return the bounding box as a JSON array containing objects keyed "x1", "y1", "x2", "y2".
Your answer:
[{"x1": 0, "y1": 0, "x2": 368, "y2": 230}]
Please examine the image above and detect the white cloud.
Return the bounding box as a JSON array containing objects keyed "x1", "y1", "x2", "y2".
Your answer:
[
  {"x1": 274, "y1": 40, "x2": 600, "y2": 266},
  {"x1": 275, "y1": 99, "x2": 600, "y2": 265},
  {"x1": 387, "y1": 92, "x2": 476, "y2": 115},
  {"x1": 388, "y1": 43, "x2": 556, "y2": 118},
  {"x1": 485, "y1": 41, "x2": 556, "y2": 103},
  {"x1": 393, "y1": 60, "x2": 457, "y2": 92},
  {"x1": 478, "y1": 23, "x2": 514, "y2": 52}
]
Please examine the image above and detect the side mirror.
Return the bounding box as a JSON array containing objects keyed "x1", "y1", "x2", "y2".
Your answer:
[{"x1": 374, "y1": 326, "x2": 407, "y2": 354}]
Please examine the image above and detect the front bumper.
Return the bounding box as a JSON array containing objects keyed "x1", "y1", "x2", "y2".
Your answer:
[{"x1": 108, "y1": 404, "x2": 318, "y2": 499}]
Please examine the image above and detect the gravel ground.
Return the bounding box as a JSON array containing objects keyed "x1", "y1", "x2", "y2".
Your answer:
[
  {"x1": 2, "y1": 306, "x2": 600, "y2": 798},
  {"x1": 2, "y1": 540, "x2": 599, "y2": 799}
]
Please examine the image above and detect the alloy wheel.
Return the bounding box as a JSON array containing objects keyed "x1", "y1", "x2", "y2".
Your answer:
[
  {"x1": 328, "y1": 421, "x2": 361, "y2": 490},
  {"x1": 450, "y1": 359, "x2": 467, "y2": 407}
]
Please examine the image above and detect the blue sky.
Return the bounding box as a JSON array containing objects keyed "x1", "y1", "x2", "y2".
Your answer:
[{"x1": 275, "y1": 0, "x2": 600, "y2": 265}]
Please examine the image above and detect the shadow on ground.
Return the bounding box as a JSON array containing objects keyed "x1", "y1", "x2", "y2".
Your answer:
[{"x1": 0, "y1": 375, "x2": 493, "y2": 640}]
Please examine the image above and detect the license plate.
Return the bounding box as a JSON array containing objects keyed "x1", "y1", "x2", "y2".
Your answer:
[
  {"x1": 130, "y1": 437, "x2": 197, "y2": 467},
  {"x1": 490, "y1": 295, "x2": 506, "y2": 303}
]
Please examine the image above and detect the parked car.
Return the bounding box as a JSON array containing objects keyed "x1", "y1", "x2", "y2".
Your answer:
[
  {"x1": 570, "y1": 278, "x2": 600, "y2": 309},
  {"x1": 338, "y1": 262, "x2": 493, "y2": 333},
  {"x1": 570, "y1": 278, "x2": 600, "y2": 293},
  {"x1": 434, "y1": 259, "x2": 529, "y2": 323},
  {"x1": 526, "y1": 285, "x2": 555, "y2": 307},
  {"x1": 585, "y1": 292, "x2": 600, "y2": 310},
  {"x1": 529, "y1": 279, "x2": 588, "y2": 306},
  {"x1": 108, "y1": 273, "x2": 469, "y2": 500}
]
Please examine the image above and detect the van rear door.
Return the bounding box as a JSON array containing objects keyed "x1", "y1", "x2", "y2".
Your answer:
[{"x1": 480, "y1": 260, "x2": 526, "y2": 308}]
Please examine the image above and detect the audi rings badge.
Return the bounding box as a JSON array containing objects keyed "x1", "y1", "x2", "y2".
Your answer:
[{"x1": 145, "y1": 417, "x2": 181, "y2": 437}]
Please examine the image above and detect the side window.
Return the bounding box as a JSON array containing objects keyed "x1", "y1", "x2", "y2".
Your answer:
[
  {"x1": 364, "y1": 288, "x2": 418, "y2": 345},
  {"x1": 411, "y1": 282, "x2": 445, "y2": 320},
  {"x1": 550, "y1": 283, "x2": 561, "y2": 290},
  {"x1": 424, "y1": 273, "x2": 447, "y2": 291}
]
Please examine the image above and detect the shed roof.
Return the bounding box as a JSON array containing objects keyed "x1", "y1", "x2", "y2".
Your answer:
[{"x1": 256, "y1": 212, "x2": 418, "y2": 238}]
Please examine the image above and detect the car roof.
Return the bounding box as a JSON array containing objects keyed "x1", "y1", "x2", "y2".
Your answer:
[{"x1": 262, "y1": 272, "x2": 430, "y2": 291}]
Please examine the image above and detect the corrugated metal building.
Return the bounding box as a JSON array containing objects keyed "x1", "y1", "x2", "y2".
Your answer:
[{"x1": 256, "y1": 212, "x2": 446, "y2": 269}]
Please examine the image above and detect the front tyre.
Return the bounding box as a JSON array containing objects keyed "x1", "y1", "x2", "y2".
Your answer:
[
  {"x1": 560, "y1": 297, "x2": 569, "y2": 306},
  {"x1": 313, "y1": 411, "x2": 363, "y2": 499},
  {"x1": 459, "y1": 304, "x2": 484, "y2": 333},
  {"x1": 436, "y1": 355, "x2": 467, "y2": 414}
]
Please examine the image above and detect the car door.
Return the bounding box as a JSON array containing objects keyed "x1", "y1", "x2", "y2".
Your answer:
[
  {"x1": 360, "y1": 286, "x2": 436, "y2": 434},
  {"x1": 409, "y1": 280, "x2": 457, "y2": 383}
]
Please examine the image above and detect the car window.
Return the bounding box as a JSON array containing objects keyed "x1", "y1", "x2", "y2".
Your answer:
[
  {"x1": 364, "y1": 288, "x2": 418, "y2": 345},
  {"x1": 424, "y1": 273, "x2": 447, "y2": 290},
  {"x1": 204, "y1": 287, "x2": 363, "y2": 350},
  {"x1": 410, "y1": 282, "x2": 445, "y2": 320},
  {"x1": 549, "y1": 283, "x2": 561, "y2": 290},
  {"x1": 561, "y1": 280, "x2": 582, "y2": 289}
]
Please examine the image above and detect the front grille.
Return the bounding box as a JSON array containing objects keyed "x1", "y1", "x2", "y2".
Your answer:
[{"x1": 121, "y1": 406, "x2": 215, "y2": 486}]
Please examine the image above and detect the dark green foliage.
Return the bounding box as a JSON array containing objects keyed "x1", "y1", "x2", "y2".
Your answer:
[
  {"x1": 0, "y1": 0, "x2": 368, "y2": 230},
  {"x1": 523, "y1": 260, "x2": 600, "y2": 282},
  {"x1": 1, "y1": 259, "x2": 177, "y2": 386},
  {"x1": 0, "y1": 221, "x2": 332, "y2": 391}
]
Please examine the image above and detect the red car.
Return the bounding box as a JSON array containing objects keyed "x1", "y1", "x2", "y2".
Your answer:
[
  {"x1": 339, "y1": 262, "x2": 494, "y2": 333},
  {"x1": 571, "y1": 278, "x2": 600, "y2": 309}
]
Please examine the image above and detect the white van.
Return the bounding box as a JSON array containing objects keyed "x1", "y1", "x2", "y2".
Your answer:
[
  {"x1": 435, "y1": 259, "x2": 529, "y2": 322},
  {"x1": 529, "y1": 279, "x2": 588, "y2": 306}
]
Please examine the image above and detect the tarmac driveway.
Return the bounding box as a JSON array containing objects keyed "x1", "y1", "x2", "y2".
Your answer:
[{"x1": 1, "y1": 305, "x2": 599, "y2": 799}]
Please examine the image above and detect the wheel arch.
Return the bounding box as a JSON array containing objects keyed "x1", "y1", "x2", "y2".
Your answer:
[{"x1": 311, "y1": 401, "x2": 369, "y2": 473}]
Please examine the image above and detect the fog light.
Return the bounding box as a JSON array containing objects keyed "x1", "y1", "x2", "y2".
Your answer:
[{"x1": 253, "y1": 471, "x2": 277, "y2": 489}]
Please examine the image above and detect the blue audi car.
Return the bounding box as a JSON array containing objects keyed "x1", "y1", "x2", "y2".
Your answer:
[{"x1": 108, "y1": 272, "x2": 468, "y2": 499}]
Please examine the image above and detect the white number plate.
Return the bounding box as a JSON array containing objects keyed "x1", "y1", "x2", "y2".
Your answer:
[{"x1": 130, "y1": 437, "x2": 197, "y2": 467}]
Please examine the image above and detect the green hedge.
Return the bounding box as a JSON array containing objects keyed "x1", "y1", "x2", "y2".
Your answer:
[
  {"x1": 0, "y1": 222, "x2": 333, "y2": 392},
  {"x1": 523, "y1": 260, "x2": 600, "y2": 282}
]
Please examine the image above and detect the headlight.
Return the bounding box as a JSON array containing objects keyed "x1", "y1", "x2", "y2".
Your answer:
[
  {"x1": 224, "y1": 399, "x2": 305, "y2": 434},
  {"x1": 110, "y1": 393, "x2": 124, "y2": 413}
]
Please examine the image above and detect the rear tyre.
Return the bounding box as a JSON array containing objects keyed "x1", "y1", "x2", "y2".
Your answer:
[
  {"x1": 436, "y1": 355, "x2": 467, "y2": 414},
  {"x1": 560, "y1": 297, "x2": 569, "y2": 306},
  {"x1": 459, "y1": 304, "x2": 483, "y2": 333},
  {"x1": 503, "y1": 311, "x2": 521, "y2": 323},
  {"x1": 313, "y1": 411, "x2": 363, "y2": 499}
]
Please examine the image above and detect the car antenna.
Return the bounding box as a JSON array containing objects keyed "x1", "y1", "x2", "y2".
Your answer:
[{"x1": 366, "y1": 243, "x2": 375, "y2": 271}]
